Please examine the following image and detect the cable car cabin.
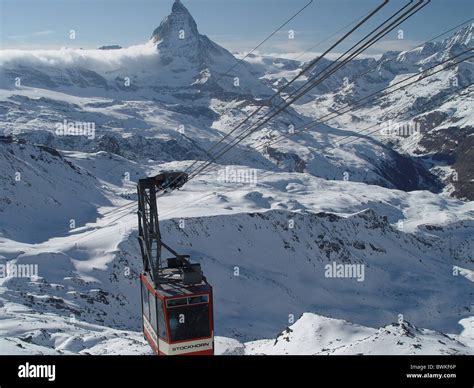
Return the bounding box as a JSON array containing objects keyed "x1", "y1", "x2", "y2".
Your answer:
[
  {"x1": 140, "y1": 269, "x2": 214, "y2": 356},
  {"x1": 136, "y1": 172, "x2": 214, "y2": 355}
]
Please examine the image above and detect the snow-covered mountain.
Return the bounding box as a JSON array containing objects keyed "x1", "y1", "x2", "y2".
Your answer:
[
  {"x1": 289, "y1": 23, "x2": 474, "y2": 199},
  {"x1": 0, "y1": 181, "x2": 472, "y2": 352},
  {"x1": 148, "y1": 0, "x2": 270, "y2": 97},
  {"x1": 0, "y1": 1, "x2": 457, "y2": 194},
  {"x1": 0, "y1": 0, "x2": 473, "y2": 355},
  {"x1": 0, "y1": 1, "x2": 270, "y2": 100},
  {"x1": 220, "y1": 313, "x2": 474, "y2": 355}
]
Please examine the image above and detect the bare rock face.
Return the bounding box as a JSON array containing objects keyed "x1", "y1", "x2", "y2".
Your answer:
[{"x1": 150, "y1": 0, "x2": 202, "y2": 64}]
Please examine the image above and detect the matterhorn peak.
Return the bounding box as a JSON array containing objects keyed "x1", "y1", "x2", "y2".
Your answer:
[
  {"x1": 144, "y1": 0, "x2": 272, "y2": 97},
  {"x1": 150, "y1": 0, "x2": 199, "y2": 45},
  {"x1": 172, "y1": 0, "x2": 188, "y2": 14}
]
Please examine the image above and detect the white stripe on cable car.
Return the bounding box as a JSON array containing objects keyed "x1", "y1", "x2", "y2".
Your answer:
[
  {"x1": 158, "y1": 336, "x2": 213, "y2": 355},
  {"x1": 143, "y1": 315, "x2": 158, "y2": 348}
]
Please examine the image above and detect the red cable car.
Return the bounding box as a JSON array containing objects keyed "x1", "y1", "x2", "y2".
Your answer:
[{"x1": 137, "y1": 172, "x2": 214, "y2": 355}]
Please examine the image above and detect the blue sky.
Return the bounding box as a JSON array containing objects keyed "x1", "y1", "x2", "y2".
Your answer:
[{"x1": 0, "y1": 0, "x2": 472, "y2": 55}]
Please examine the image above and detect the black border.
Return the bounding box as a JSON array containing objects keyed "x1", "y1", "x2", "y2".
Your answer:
[{"x1": 0, "y1": 355, "x2": 472, "y2": 386}]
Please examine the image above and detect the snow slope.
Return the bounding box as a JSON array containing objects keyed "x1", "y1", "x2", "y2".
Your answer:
[
  {"x1": 227, "y1": 313, "x2": 474, "y2": 355},
  {"x1": 0, "y1": 154, "x2": 472, "y2": 346}
]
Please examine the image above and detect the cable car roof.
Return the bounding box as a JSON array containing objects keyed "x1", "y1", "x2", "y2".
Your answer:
[{"x1": 142, "y1": 271, "x2": 211, "y2": 298}]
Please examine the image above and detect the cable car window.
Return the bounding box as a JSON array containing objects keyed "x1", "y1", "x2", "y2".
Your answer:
[
  {"x1": 149, "y1": 292, "x2": 158, "y2": 335},
  {"x1": 167, "y1": 304, "x2": 211, "y2": 342},
  {"x1": 188, "y1": 295, "x2": 209, "y2": 304},
  {"x1": 167, "y1": 297, "x2": 188, "y2": 308},
  {"x1": 141, "y1": 283, "x2": 150, "y2": 320},
  {"x1": 157, "y1": 299, "x2": 168, "y2": 340}
]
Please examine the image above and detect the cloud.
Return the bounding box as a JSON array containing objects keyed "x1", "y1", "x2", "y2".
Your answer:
[
  {"x1": 256, "y1": 51, "x2": 381, "y2": 62},
  {"x1": 0, "y1": 42, "x2": 159, "y2": 73},
  {"x1": 7, "y1": 30, "x2": 55, "y2": 40},
  {"x1": 368, "y1": 39, "x2": 423, "y2": 53},
  {"x1": 32, "y1": 30, "x2": 55, "y2": 37}
]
